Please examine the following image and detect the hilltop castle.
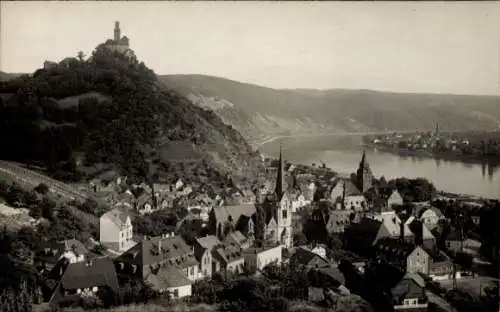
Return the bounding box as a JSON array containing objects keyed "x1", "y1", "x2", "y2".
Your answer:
[{"x1": 104, "y1": 21, "x2": 132, "y2": 56}]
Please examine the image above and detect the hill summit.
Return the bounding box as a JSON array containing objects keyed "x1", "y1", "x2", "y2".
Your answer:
[{"x1": 0, "y1": 43, "x2": 261, "y2": 188}]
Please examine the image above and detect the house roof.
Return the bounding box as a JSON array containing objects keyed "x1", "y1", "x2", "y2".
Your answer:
[
  {"x1": 419, "y1": 246, "x2": 450, "y2": 263},
  {"x1": 196, "y1": 235, "x2": 221, "y2": 251},
  {"x1": 403, "y1": 272, "x2": 426, "y2": 288},
  {"x1": 145, "y1": 265, "x2": 191, "y2": 289},
  {"x1": 36, "y1": 239, "x2": 89, "y2": 264},
  {"x1": 330, "y1": 178, "x2": 362, "y2": 197},
  {"x1": 213, "y1": 243, "x2": 243, "y2": 264},
  {"x1": 375, "y1": 237, "x2": 416, "y2": 262},
  {"x1": 224, "y1": 231, "x2": 248, "y2": 248},
  {"x1": 346, "y1": 217, "x2": 382, "y2": 243},
  {"x1": 115, "y1": 235, "x2": 198, "y2": 272},
  {"x1": 380, "y1": 211, "x2": 414, "y2": 238},
  {"x1": 417, "y1": 206, "x2": 444, "y2": 219},
  {"x1": 317, "y1": 265, "x2": 346, "y2": 285},
  {"x1": 212, "y1": 204, "x2": 256, "y2": 226},
  {"x1": 60, "y1": 257, "x2": 119, "y2": 292},
  {"x1": 408, "y1": 219, "x2": 436, "y2": 241},
  {"x1": 290, "y1": 247, "x2": 329, "y2": 267},
  {"x1": 101, "y1": 207, "x2": 130, "y2": 228}
]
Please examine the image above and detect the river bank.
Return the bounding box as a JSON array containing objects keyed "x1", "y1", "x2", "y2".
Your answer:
[{"x1": 363, "y1": 142, "x2": 500, "y2": 166}]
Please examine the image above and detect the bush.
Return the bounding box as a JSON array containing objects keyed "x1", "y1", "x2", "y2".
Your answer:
[{"x1": 34, "y1": 183, "x2": 49, "y2": 195}]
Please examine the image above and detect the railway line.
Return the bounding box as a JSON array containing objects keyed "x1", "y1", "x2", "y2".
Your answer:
[
  {"x1": 0, "y1": 160, "x2": 89, "y2": 202},
  {"x1": 0, "y1": 160, "x2": 99, "y2": 227}
]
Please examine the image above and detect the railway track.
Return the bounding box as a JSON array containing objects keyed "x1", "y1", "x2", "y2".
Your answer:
[
  {"x1": 0, "y1": 160, "x2": 99, "y2": 227},
  {"x1": 0, "y1": 160, "x2": 89, "y2": 202}
]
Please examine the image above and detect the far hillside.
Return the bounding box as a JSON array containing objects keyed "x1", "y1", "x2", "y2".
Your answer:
[{"x1": 159, "y1": 74, "x2": 500, "y2": 144}]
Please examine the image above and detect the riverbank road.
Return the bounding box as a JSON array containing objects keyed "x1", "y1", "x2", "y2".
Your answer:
[{"x1": 438, "y1": 276, "x2": 498, "y2": 297}]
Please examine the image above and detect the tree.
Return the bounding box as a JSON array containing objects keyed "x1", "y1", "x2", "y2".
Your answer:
[
  {"x1": 293, "y1": 232, "x2": 308, "y2": 246},
  {"x1": 40, "y1": 197, "x2": 56, "y2": 219},
  {"x1": 34, "y1": 183, "x2": 49, "y2": 195},
  {"x1": 77, "y1": 51, "x2": 86, "y2": 62}
]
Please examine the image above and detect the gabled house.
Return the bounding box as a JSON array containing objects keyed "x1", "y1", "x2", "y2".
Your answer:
[
  {"x1": 44, "y1": 257, "x2": 119, "y2": 305},
  {"x1": 209, "y1": 204, "x2": 256, "y2": 241},
  {"x1": 444, "y1": 228, "x2": 466, "y2": 253},
  {"x1": 328, "y1": 178, "x2": 366, "y2": 211},
  {"x1": 418, "y1": 207, "x2": 445, "y2": 230},
  {"x1": 213, "y1": 242, "x2": 245, "y2": 276},
  {"x1": 113, "y1": 190, "x2": 136, "y2": 209},
  {"x1": 406, "y1": 246, "x2": 453, "y2": 281},
  {"x1": 344, "y1": 218, "x2": 391, "y2": 256},
  {"x1": 374, "y1": 237, "x2": 416, "y2": 270},
  {"x1": 290, "y1": 247, "x2": 329, "y2": 269},
  {"x1": 378, "y1": 211, "x2": 414, "y2": 242},
  {"x1": 387, "y1": 189, "x2": 404, "y2": 208},
  {"x1": 224, "y1": 231, "x2": 250, "y2": 250},
  {"x1": 99, "y1": 207, "x2": 135, "y2": 252},
  {"x1": 114, "y1": 234, "x2": 199, "y2": 283},
  {"x1": 35, "y1": 239, "x2": 89, "y2": 274},
  {"x1": 407, "y1": 219, "x2": 436, "y2": 250},
  {"x1": 243, "y1": 244, "x2": 283, "y2": 273},
  {"x1": 136, "y1": 193, "x2": 156, "y2": 216},
  {"x1": 193, "y1": 235, "x2": 221, "y2": 279},
  {"x1": 391, "y1": 273, "x2": 428, "y2": 311},
  {"x1": 145, "y1": 265, "x2": 192, "y2": 299}
]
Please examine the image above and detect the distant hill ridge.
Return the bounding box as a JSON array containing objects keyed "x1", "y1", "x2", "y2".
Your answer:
[
  {"x1": 159, "y1": 74, "x2": 500, "y2": 143},
  {"x1": 3, "y1": 70, "x2": 500, "y2": 144}
]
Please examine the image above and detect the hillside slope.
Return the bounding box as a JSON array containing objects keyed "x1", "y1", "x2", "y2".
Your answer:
[
  {"x1": 160, "y1": 74, "x2": 500, "y2": 144},
  {"x1": 0, "y1": 48, "x2": 260, "y2": 189}
]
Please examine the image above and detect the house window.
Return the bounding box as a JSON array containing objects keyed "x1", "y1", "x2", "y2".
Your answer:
[
  {"x1": 282, "y1": 210, "x2": 288, "y2": 219},
  {"x1": 190, "y1": 267, "x2": 194, "y2": 276}
]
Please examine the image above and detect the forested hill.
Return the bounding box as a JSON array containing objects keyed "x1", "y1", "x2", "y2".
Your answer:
[{"x1": 0, "y1": 46, "x2": 261, "y2": 188}]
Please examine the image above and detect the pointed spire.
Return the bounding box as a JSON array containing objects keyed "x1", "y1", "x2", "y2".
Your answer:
[
  {"x1": 360, "y1": 149, "x2": 368, "y2": 167},
  {"x1": 275, "y1": 141, "x2": 285, "y2": 199}
]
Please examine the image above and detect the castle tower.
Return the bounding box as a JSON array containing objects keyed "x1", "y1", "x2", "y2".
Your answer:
[
  {"x1": 356, "y1": 149, "x2": 373, "y2": 193},
  {"x1": 114, "y1": 21, "x2": 121, "y2": 41}
]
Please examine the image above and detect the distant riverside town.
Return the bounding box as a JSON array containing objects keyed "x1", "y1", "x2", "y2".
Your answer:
[{"x1": 0, "y1": 21, "x2": 498, "y2": 312}]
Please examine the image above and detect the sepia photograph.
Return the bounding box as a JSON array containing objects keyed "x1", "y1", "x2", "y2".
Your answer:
[{"x1": 0, "y1": 1, "x2": 499, "y2": 312}]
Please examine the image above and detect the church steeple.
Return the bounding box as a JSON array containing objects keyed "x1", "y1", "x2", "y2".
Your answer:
[
  {"x1": 275, "y1": 142, "x2": 285, "y2": 199},
  {"x1": 356, "y1": 149, "x2": 373, "y2": 193},
  {"x1": 114, "y1": 21, "x2": 121, "y2": 41},
  {"x1": 360, "y1": 149, "x2": 368, "y2": 167}
]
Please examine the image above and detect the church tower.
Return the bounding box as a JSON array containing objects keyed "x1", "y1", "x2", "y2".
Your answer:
[
  {"x1": 356, "y1": 149, "x2": 373, "y2": 193},
  {"x1": 114, "y1": 21, "x2": 121, "y2": 41},
  {"x1": 274, "y1": 143, "x2": 292, "y2": 248}
]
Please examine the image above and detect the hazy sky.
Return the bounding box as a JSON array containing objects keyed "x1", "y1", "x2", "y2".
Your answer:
[{"x1": 1, "y1": 1, "x2": 499, "y2": 95}]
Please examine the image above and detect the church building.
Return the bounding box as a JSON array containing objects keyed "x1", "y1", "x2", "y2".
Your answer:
[{"x1": 262, "y1": 145, "x2": 293, "y2": 249}]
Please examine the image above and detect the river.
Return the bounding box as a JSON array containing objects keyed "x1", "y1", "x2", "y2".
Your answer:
[{"x1": 258, "y1": 134, "x2": 500, "y2": 200}]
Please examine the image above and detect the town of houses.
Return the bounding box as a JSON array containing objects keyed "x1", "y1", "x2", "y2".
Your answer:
[{"x1": 30, "y1": 144, "x2": 490, "y2": 312}]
